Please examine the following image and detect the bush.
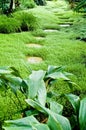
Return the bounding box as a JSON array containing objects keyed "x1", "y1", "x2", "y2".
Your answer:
[
  {"x1": 0, "y1": 65, "x2": 75, "y2": 130},
  {"x1": 0, "y1": 11, "x2": 38, "y2": 33},
  {"x1": 13, "y1": 12, "x2": 38, "y2": 31},
  {"x1": 0, "y1": 15, "x2": 21, "y2": 33},
  {"x1": 20, "y1": 0, "x2": 35, "y2": 9}
]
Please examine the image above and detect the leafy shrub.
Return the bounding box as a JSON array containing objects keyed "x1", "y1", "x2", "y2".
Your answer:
[
  {"x1": 0, "y1": 65, "x2": 73, "y2": 130},
  {"x1": 65, "y1": 94, "x2": 86, "y2": 130},
  {"x1": 0, "y1": 66, "x2": 85, "y2": 130},
  {"x1": 0, "y1": 15, "x2": 21, "y2": 33},
  {"x1": 13, "y1": 12, "x2": 38, "y2": 31},
  {"x1": 20, "y1": 0, "x2": 35, "y2": 9}
]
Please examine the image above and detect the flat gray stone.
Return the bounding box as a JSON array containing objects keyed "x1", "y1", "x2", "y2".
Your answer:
[
  {"x1": 26, "y1": 44, "x2": 42, "y2": 48},
  {"x1": 44, "y1": 29, "x2": 58, "y2": 32},
  {"x1": 59, "y1": 24, "x2": 70, "y2": 27},
  {"x1": 27, "y1": 57, "x2": 43, "y2": 64},
  {"x1": 35, "y1": 37, "x2": 45, "y2": 40}
]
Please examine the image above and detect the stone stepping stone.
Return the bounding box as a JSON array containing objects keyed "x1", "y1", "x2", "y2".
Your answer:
[
  {"x1": 35, "y1": 37, "x2": 45, "y2": 40},
  {"x1": 26, "y1": 44, "x2": 42, "y2": 48},
  {"x1": 27, "y1": 56, "x2": 43, "y2": 64},
  {"x1": 44, "y1": 29, "x2": 58, "y2": 32},
  {"x1": 59, "y1": 24, "x2": 70, "y2": 27}
]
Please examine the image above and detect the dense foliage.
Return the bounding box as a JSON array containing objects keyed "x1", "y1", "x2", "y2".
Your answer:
[
  {"x1": 0, "y1": 12, "x2": 38, "y2": 33},
  {"x1": 0, "y1": 0, "x2": 46, "y2": 14},
  {"x1": 66, "y1": 0, "x2": 86, "y2": 12},
  {"x1": 0, "y1": 0, "x2": 14, "y2": 14},
  {"x1": 0, "y1": 66, "x2": 85, "y2": 130}
]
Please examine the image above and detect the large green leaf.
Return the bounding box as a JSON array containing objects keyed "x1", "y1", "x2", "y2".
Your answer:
[
  {"x1": 0, "y1": 66, "x2": 12, "y2": 75},
  {"x1": 20, "y1": 79, "x2": 29, "y2": 98},
  {"x1": 50, "y1": 101, "x2": 63, "y2": 115},
  {"x1": 46, "y1": 72, "x2": 70, "y2": 81},
  {"x1": 47, "y1": 112, "x2": 71, "y2": 130},
  {"x1": 47, "y1": 65, "x2": 64, "y2": 75},
  {"x1": 47, "y1": 114, "x2": 62, "y2": 130},
  {"x1": 3, "y1": 116, "x2": 50, "y2": 130},
  {"x1": 28, "y1": 70, "x2": 46, "y2": 103},
  {"x1": 4, "y1": 115, "x2": 39, "y2": 125},
  {"x1": 3, "y1": 116, "x2": 38, "y2": 130},
  {"x1": 34, "y1": 124, "x2": 50, "y2": 130},
  {"x1": 79, "y1": 97, "x2": 86, "y2": 130},
  {"x1": 25, "y1": 99, "x2": 71, "y2": 130},
  {"x1": 45, "y1": 65, "x2": 72, "y2": 80},
  {"x1": 3, "y1": 125, "x2": 33, "y2": 130},
  {"x1": 37, "y1": 80, "x2": 46, "y2": 106},
  {"x1": 25, "y1": 99, "x2": 47, "y2": 114},
  {"x1": 65, "y1": 94, "x2": 80, "y2": 114},
  {"x1": 5, "y1": 76, "x2": 22, "y2": 96}
]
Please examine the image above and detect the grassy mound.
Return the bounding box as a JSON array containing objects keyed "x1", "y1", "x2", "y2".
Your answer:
[{"x1": 0, "y1": 12, "x2": 38, "y2": 34}]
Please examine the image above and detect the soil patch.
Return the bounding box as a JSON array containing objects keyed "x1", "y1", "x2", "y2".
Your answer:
[
  {"x1": 27, "y1": 56, "x2": 43, "y2": 64},
  {"x1": 26, "y1": 44, "x2": 42, "y2": 48}
]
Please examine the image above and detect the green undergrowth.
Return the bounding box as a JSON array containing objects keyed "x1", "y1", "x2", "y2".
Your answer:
[
  {"x1": 0, "y1": 0, "x2": 86, "y2": 125},
  {"x1": 0, "y1": 12, "x2": 38, "y2": 33}
]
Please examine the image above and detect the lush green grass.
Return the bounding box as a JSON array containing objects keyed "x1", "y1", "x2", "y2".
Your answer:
[{"x1": 0, "y1": 0, "x2": 86, "y2": 122}]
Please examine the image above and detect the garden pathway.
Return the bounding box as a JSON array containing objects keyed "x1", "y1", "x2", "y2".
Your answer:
[{"x1": 26, "y1": 0, "x2": 74, "y2": 64}]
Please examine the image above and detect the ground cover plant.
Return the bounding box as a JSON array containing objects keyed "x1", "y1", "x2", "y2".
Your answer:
[{"x1": 0, "y1": 0, "x2": 86, "y2": 129}]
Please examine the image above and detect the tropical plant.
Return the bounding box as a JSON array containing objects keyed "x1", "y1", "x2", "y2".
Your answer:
[
  {"x1": 2, "y1": 93, "x2": 86, "y2": 130},
  {"x1": 1, "y1": 65, "x2": 74, "y2": 130},
  {"x1": 0, "y1": 65, "x2": 74, "y2": 101},
  {"x1": 65, "y1": 93, "x2": 86, "y2": 130},
  {"x1": 0, "y1": 65, "x2": 80, "y2": 130},
  {"x1": 2, "y1": 92, "x2": 86, "y2": 130}
]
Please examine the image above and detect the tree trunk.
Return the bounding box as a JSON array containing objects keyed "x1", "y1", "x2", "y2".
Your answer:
[{"x1": 9, "y1": 0, "x2": 13, "y2": 12}]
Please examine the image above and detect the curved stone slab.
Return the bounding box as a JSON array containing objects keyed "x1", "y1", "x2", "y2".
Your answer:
[{"x1": 27, "y1": 56, "x2": 43, "y2": 64}]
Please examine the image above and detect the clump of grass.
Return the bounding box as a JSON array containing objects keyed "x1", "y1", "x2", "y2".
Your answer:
[
  {"x1": 0, "y1": 15, "x2": 21, "y2": 33},
  {"x1": 13, "y1": 12, "x2": 38, "y2": 31},
  {"x1": 0, "y1": 12, "x2": 38, "y2": 34}
]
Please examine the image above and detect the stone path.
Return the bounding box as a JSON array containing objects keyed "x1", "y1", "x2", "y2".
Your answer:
[{"x1": 26, "y1": 0, "x2": 73, "y2": 64}]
